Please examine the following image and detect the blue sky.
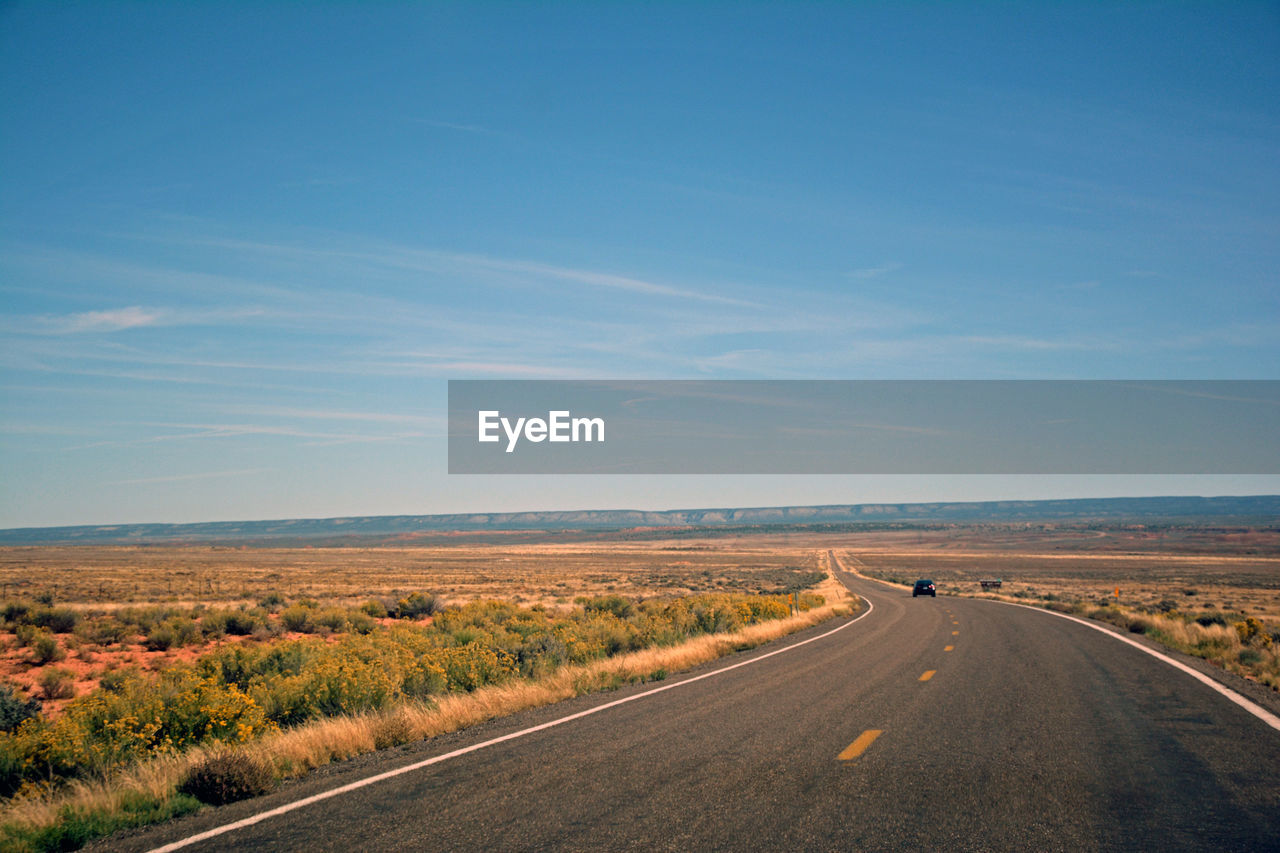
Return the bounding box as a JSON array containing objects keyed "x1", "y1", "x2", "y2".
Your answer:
[{"x1": 2, "y1": 2, "x2": 1278, "y2": 527}]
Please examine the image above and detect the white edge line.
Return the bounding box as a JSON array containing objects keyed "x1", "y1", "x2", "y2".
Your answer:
[
  {"x1": 989, "y1": 598, "x2": 1280, "y2": 733},
  {"x1": 844, "y1": 563, "x2": 1280, "y2": 735},
  {"x1": 148, "y1": 598, "x2": 874, "y2": 852}
]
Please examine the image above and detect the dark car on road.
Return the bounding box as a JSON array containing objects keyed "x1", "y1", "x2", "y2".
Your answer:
[{"x1": 912, "y1": 579, "x2": 936, "y2": 597}]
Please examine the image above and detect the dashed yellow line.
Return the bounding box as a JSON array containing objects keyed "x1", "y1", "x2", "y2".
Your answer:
[
  {"x1": 944, "y1": 645, "x2": 954, "y2": 652},
  {"x1": 919, "y1": 670, "x2": 937, "y2": 682},
  {"x1": 952, "y1": 630, "x2": 959, "y2": 636},
  {"x1": 838, "y1": 729, "x2": 883, "y2": 761}
]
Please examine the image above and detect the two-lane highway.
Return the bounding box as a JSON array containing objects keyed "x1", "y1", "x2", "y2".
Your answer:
[{"x1": 107, "y1": 554, "x2": 1280, "y2": 852}]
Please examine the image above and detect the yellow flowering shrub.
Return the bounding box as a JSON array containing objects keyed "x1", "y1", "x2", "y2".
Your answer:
[
  {"x1": 0, "y1": 591, "x2": 797, "y2": 796},
  {"x1": 0, "y1": 667, "x2": 269, "y2": 794}
]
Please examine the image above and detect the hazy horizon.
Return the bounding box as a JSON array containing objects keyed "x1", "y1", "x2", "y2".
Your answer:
[{"x1": 4, "y1": 486, "x2": 1280, "y2": 533}]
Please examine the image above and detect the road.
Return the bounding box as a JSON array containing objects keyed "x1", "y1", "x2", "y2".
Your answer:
[{"x1": 107, "y1": 554, "x2": 1280, "y2": 852}]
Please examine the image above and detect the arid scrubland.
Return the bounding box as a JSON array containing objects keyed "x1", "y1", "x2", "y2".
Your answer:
[
  {"x1": 0, "y1": 522, "x2": 1274, "y2": 851},
  {"x1": 0, "y1": 539, "x2": 846, "y2": 851}
]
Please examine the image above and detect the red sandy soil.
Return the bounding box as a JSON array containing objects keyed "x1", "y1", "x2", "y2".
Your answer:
[{"x1": 2, "y1": 621, "x2": 407, "y2": 718}]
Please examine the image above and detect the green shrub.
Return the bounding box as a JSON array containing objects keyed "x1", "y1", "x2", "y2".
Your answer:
[
  {"x1": 171, "y1": 616, "x2": 202, "y2": 646},
  {"x1": 258, "y1": 592, "x2": 287, "y2": 612},
  {"x1": 313, "y1": 607, "x2": 351, "y2": 633},
  {"x1": 31, "y1": 606, "x2": 80, "y2": 634},
  {"x1": 0, "y1": 734, "x2": 30, "y2": 798},
  {"x1": 13, "y1": 623, "x2": 36, "y2": 647},
  {"x1": 797, "y1": 592, "x2": 824, "y2": 611},
  {"x1": 199, "y1": 609, "x2": 228, "y2": 639},
  {"x1": 139, "y1": 620, "x2": 193, "y2": 651},
  {"x1": 97, "y1": 667, "x2": 139, "y2": 693},
  {"x1": 1239, "y1": 648, "x2": 1264, "y2": 665},
  {"x1": 2, "y1": 601, "x2": 32, "y2": 624},
  {"x1": 252, "y1": 621, "x2": 283, "y2": 641},
  {"x1": 119, "y1": 605, "x2": 188, "y2": 634},
  {"x1": 145, "y1": 624, "x2": 176, "y2": 652},
  {"x1": 224, "y1": 609, "x2": 266, "y2": 636},
  {"x1": 39, "y1": 667, "x2": 75, "y2": 700},
  {"x1": 1087, "y1": 607, "x2": 1127, "y2": 630},
  {"x1": 178, "y1": 751, "x2": 276, "y2": 805},
  {"x1": 87, "y1": 617, "x2": 131, "y2": 645},
  {"x1": 396, "y1": 592, "x2": 442, "y2": 619},
  {"x1": 346, "y1": 610, "x2": 377, "y2": 635},
  {"x1": 0, "y1": 683, "x2": 40, "y2": 732},
  {"x1": 360, "y1": 599, "x2": 388, "y2": 618},
  {"x1": 30, "y1": 631, "x2": 65, "y2": 664},
  {"x1": 199, "y1": 607, "x2": 267, "y2": 637},
  {"x1": 280, "y1": 605, "x2": 315, "y2": 633},
  {"x1": 580, "y1": 594, "x2": 634, "y2": 619}
]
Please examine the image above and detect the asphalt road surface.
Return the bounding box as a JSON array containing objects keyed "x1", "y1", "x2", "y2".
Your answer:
[{"x1": 106, "y1": 555, "x2": 1280, "y2": 852}]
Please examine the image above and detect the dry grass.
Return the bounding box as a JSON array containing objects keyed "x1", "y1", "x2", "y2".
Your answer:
[
  {"x1": 0, "y1": 542, "x2": 826, "y2": 608},
  {"x1": 0, "y1": 540, "x2": 828, "y2": 715}
]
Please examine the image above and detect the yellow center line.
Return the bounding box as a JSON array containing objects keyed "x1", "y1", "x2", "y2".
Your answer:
[
  {"x1": 944, "y1": 645, "x2": 954, "y2": 652},
  {"x1": 838, "y1": 729, "x2": 883, "y2": 761},
  {"x1": 952, "y1": 630, "x2": 959, "y2": 635},
  {"x1": 919, "y1": 670, "x2": 937, "y2": 682}
]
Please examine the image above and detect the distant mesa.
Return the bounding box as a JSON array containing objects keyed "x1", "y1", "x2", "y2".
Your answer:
[{"x1": 1, "y1": 495, "x2": 1277, "y2": 546}]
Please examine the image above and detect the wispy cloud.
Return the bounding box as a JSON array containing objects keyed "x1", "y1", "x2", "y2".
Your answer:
[
  {"x1": 65, "y1": 419, "x2": 433, "y2": 452},
  {"x1": 216, "y1": 405, "x2": 444, "y2": 427},
  {"x1": 4, "y1": 304, "x2": 273, "y2": 337},
  {"x1": 117, "y1": 233, "x2": 762, "y2": 310},
  {"x1": 692, "y1": 349, "x2": 768, "y2": 374},
  {"x1": 386, "y1": 356, "x2": 590, "y2": 378},
  {"x1": 846, "y1": 262, "x2": 903, "y2": 280},
  {"x1": 778, "y1": 422, "x2": 951, "y2": 437},
  {"x1": 951, "y1": 334, "x2": 1115, "y2": 352},
  {"x1": 1, "y1": 243, "x2": 301, "y2": 303},
  {"x1": 51, "y1": 306, "x2": 164, "y2": 334},
  {"x1": 109, "y1": 468, "x2": 275, "y2": 486},
  {"x1": 149, "y1": 422, "x2": 428, "y2": 443},
  {"x1": 441, "y1": 253, "x2": 760, "y2": 308}
]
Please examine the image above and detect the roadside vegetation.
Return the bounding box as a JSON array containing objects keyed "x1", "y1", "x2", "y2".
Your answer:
[
  {"x1": 0, "y1": 582, "x2": 847, "y2": 852},
  {"x1": 1031, "y1": 597, "x2": 1280, "y2": 690}
]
